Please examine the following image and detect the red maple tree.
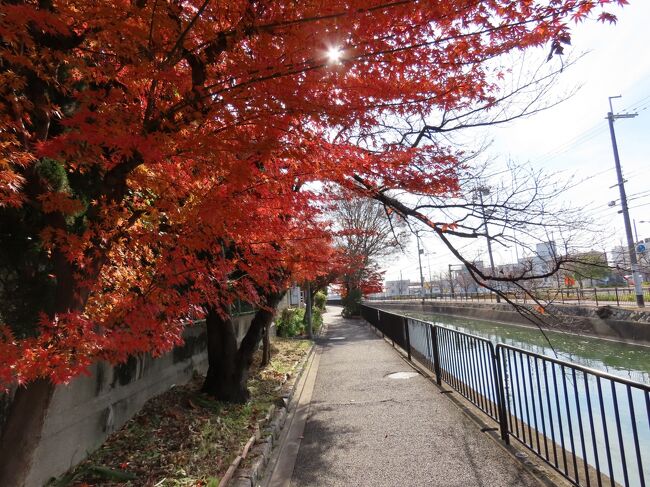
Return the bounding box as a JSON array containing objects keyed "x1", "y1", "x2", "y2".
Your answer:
[{"x1": 0, "y1": 0, "x2": 626, "y2": 483}]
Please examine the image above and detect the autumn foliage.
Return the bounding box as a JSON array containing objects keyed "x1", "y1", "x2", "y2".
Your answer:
[{"x1": 0, "y1": 0, "x2": 626, "y2": 386}]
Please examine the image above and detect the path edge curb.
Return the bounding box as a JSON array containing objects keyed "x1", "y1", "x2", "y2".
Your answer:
[{"x1": 220, "y1": 341, "x2": 316, "y2": 487}]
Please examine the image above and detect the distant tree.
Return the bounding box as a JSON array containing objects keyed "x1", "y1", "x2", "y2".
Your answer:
[
  {"x1": 567, "y1": 252, "x2": 610, "y2": 287},
  {"x1": 332, "y1": 191, "x2": 409, "y2": 316},
  {"x1": 354, "y1": 161, "x2": 602, "y2": 330}
]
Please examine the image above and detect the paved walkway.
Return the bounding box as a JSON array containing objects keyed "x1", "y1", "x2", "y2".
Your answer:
[{"x1": 268, "y1": 307, "x2": 546, "y2": 487}]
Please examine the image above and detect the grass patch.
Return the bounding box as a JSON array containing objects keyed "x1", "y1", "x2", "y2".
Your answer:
[{"x1": 50, "y1": 338, "x2": 311, "y2": 487}]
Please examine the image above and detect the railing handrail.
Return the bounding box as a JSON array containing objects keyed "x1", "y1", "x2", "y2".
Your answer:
[
  {"x1": 496, "y1": 342, "x2": 650, "y2": 392},
  {"x1": 363, "y1": 305, "x2": 649, "y2": 390},
  {"x1": 360, "y1": 303, "x2": 649, "y2": 487},
  {"x1": 433, "y1": 321, "x2": 498, "y2": 353}
]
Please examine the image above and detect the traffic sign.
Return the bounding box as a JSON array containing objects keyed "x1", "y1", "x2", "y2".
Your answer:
[{"x1": 637, "y1": 243, "x2": 647, "y2": 253}]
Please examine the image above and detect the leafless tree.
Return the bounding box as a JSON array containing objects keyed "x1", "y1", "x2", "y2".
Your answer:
[
  {"x1": 351, "y1": 157, "x2": 611, "y2": 343},
  {"x1": 339, "y1": 51, "x2": 609, "y2": 340},
  {"x1": 331, "y1": 189, "x2": 410, "y2": 313}
]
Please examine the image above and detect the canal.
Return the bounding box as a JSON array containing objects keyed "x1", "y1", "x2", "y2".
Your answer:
[
  {"x1": 400, "y1": 309, "x2": 650, "y2": 384},
  {"x1": 387, "y1": 307, "x2": 650, "y2": 486}
]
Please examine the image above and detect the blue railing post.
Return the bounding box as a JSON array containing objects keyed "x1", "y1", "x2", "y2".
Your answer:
[
  {"x1": 430, "y1": 325, "x2": 442, "y2": 386},
  {"x1": 403, "y1": 316, "x2": 412, "y2": 361},
  {"x1": 494, "y1": 346, "x2": 510, "y2": 445}
]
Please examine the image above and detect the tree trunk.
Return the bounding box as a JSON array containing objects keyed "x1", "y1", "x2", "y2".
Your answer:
[
  {"x1": 202, "y1": 307, "x2": 247, "y2": 402},
  {"x1": 0, "y1": 379, "x2": 55, "y2": 486},
  {"x1": 304, "y1": 281, "x2": 313, "y2": 339},
  {"x1": 0, "y1": 248, "x2": 85, "y2": 486},
  {"x1": 260, "y1": 319, "x2": 271, "y2": 367},
  {"x1": 202, "y1": 291, "x2": 285, "y2": 403}
]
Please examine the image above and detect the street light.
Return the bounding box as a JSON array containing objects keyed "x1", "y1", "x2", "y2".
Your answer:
[
  {"x1": 634, "y1": 220, "x2": 650, "y2": 244},
  {"x1": 415, "y1": 230, "x2": 426, "y2": 304},
  {"x1": 426, "y1": 252, "x2": 436, "y2": 291}
]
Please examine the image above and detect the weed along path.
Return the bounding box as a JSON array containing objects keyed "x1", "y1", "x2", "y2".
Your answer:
[{"x1": 267, "y1": 306, "x2": 548, "y2": 487}]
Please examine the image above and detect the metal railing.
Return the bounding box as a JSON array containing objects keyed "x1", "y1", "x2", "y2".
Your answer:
[
  {"x1": 231, "y1": 299, "x2": 256, "y2": 316},
  {"x1": 365, "y1": 286, "x2": 650, "y2": 308},
  {"x1": 360, "y1": 304, "x2": 650, "y2": 487}
]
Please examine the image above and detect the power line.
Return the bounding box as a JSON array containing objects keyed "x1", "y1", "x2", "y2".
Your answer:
[
  {"x1": 628, "y1": 201, "x2": 650, "y2": 211},
  {"x1": 528, "y1": 92, "x2": 650, "y2": 166}
]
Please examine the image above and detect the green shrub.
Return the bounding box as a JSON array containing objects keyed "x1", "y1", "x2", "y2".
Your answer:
[
  {"x1": 276, "y1": 306, "x2": 324, "y2": 337},
  {"x1": 276, "y1": 308, "x2": 305, "y2": 337},
  {"x1": 341, "y1": 288, "x2": 362, "y2": 317},
  {"x1": 314, "y1": 291, "x2": 327, "y2": 311},
  {"x1": 312, "y1": 307, "x2": 323, "y2": 333}
]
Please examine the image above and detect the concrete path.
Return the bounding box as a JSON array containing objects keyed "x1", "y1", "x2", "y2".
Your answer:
[{"x1": 270, "y1": 306, "x2": 545, "y2": 487}]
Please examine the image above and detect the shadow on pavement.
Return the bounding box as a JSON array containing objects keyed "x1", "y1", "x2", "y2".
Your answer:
[{"x1": 290, "y1": 417, "x2": 358, "y2": 487}]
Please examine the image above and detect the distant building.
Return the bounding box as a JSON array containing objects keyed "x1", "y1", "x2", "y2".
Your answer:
[
  {"x1": 408, "y1": 283, "x2": 423, "y2": 296},
  {"x1": 384, "y1": 279, "x2": 410, "y2": 296},
  {"x1": 529, "y1": 241, "x2": 558, "y2": 287},
  {"x1": 424, "y1": 281, "x2": 442, "y2": 295},
  {"x1": 610, "y1": 242, "x2": 650, "y2": 282},
  {"x1": 494, "y1": 262, "x2": 525, "y2": 290},
  {"x1": 609, "y1": 246, "x2": 629, "y2": 270}
]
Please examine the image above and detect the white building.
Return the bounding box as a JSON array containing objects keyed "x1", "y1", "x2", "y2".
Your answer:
[
  {"x1": 384, "y1": 279, "x2": 410, "y2": 296},
  {"x1": 609, "y1": 245, "x2": 629, "y2": 270}
]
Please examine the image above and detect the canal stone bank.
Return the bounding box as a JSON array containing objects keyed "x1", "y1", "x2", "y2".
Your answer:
[{"x1": 371, "y1": 301, "x2": 650, "y2": 346}]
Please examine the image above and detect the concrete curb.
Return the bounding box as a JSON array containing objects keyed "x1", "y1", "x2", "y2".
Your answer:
[{"x1": 221, "y1": 344, "x2": 316, "y2": 487}]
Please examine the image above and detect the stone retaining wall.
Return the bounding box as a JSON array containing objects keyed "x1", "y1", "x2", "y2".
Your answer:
[{"x1": 1, "y1": 314, "x2": 255, "y2": 487}]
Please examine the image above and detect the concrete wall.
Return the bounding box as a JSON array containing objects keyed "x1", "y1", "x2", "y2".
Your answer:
[
  {"x1": 1, "y1": 314, "x2": 255, "y2": 487},
  {"x1": 371, "y1": 301, "x2": 650, "y2": 346}
]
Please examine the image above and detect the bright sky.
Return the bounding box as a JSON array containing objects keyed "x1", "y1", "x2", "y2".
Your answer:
[{"x1": 385, "y1": 1, "x2": 650, "y2": 283}]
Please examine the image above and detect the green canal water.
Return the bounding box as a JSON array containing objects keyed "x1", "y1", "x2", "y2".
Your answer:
[{"x1": 400, "y1": 310, "x2": 650, "y2": 385}]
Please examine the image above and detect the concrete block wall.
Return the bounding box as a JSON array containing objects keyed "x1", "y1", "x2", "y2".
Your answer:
[{"x1": 1, "y1": 314, "x2": 255, "y2": 487}]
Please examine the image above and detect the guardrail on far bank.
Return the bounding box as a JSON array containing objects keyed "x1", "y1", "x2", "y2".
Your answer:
[
  {"x1": 366, "y1": 286, "x2": 650, "y2": 308},
  {"x1": 360, "y1": 304, "x2": 650, "y2": 487}
]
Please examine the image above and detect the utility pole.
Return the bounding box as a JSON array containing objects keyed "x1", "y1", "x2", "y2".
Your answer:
[
  {"x1": 607, "y1": 95, "x2": 644, "y2": 307},
  {"x1": 416, "y1": 231, "x2": 426, "y2": 304},
  {"x1": 304, "y1": 281, "x2": 313, "y2": 339},
  {"x1": 477, "y1": 186, "x2": 501, "y2": 303},
  {"x1": 448, "y1": 264, "x2": 455, "y2": 297}
]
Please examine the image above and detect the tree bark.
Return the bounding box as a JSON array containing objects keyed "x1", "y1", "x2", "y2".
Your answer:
[
  {"x1": 0, "y1": 379, "x2": 55, "y2": 486},
  {"x1": 201, "y1": 306, "x2": 246, "y2": 402},
  {"x1": 304, "y1": 281, "x2": 313, "y2": 339},
  {"x1": 202, "y1": 291, "x2": 285, "y2": 402},
  {"x1": 261, "y1": 320, "x2": 271, "y2": 367}
]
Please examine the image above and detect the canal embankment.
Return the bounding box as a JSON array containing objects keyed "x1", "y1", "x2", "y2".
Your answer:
[{"x1": 369, "y1": 300, "x2": 650, "y2": 346}]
